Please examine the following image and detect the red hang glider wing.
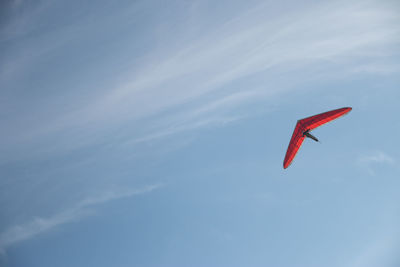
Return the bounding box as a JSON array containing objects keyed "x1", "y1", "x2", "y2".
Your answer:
[
  {"x1": 298, "y1": 107, "x2": 352, "y2": 131},
  {"x1": 283, "y1": 121, "x2": 306, "y2": 169},
  {"x1": 283, "y1": 107, "x2": 352, "y2": 169}
]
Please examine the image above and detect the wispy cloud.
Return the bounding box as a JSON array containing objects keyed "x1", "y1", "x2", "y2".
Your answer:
[
  {"x1": 73, "y1": 0, "x2": 400, "y2": 125},
  {"x1": 1, "y1": 0, "x2": 399, "y2": 161},
  {"x1": 357, "y1": 151, "x2": 396, "y2": 175},
  {"x1": 0, "y1": 183, "x2": 162, "y2": 250},
  {"x1": 125, "y1": 89, "x2": 261, "y2": 144},
  {"x1": 358, "y1": 151, "x2": 395, "y2": 165}
]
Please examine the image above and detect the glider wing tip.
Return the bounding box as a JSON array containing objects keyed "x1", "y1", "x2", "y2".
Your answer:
[{"x1": 283, "y1": 162, "x2": 290, "y2": 169}]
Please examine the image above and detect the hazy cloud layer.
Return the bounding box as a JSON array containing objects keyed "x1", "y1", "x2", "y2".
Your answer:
[{"x1": 0, "y1": 1, "x2": 399, "y2": 266}]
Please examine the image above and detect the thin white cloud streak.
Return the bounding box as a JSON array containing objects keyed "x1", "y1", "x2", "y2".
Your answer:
[
  {"x1": 350, "y1": 63, "x2": 400, "y2": 75},
  {"x1": 357, "y1": 151, "x2": 396, "y2": 175},
  {"x1": 0, "y1": 183, "x2": 162, "y2": 249},
  {"x1": 129, "y1": 116, "x2": 243, "y2": 145},
  {"x1": 125, "y1": 89, "x2": 263, "y2": 144},
  {"x1": 358, "y1": 151, "x2": 395, "y2": 165},
  {"x1": 1, "y1": 0, "x2": 399, "y2": 159}
]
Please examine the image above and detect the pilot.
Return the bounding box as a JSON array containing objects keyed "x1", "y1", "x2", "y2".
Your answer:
[{"x1": 303, "y1": 129, "x2": 319, "y2": 142}]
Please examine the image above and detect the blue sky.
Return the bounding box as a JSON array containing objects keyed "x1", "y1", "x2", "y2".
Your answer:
[{"x1": 1, "y1": 0, "x2": 399, "y2": 266}]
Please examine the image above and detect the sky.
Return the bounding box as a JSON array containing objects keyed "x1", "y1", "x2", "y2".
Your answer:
[{"x1": 0, "y1": 0, "x2": 399, "y2": 266}]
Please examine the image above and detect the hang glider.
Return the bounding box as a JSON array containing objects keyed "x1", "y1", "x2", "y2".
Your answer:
[{"x1": 283, "y1": 107, "x2": 352, "y2": 169}]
